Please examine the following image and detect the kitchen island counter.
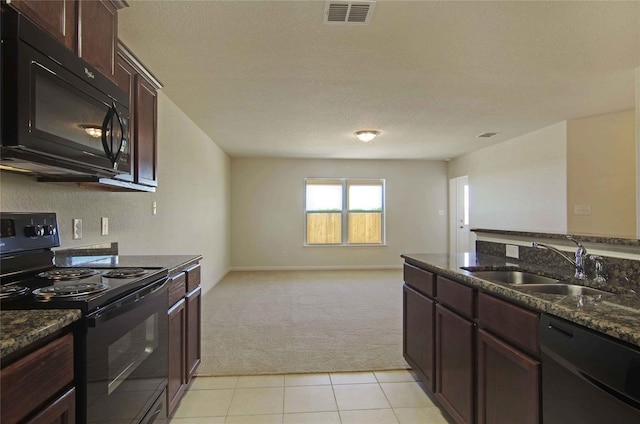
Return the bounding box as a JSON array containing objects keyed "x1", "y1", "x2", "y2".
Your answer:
[
  {"x1": 0, "y1": 309, "x2": 81, "y2": 361},
  {"x1": 402, "y1": 253, "x2": 640, "y2": 348}
]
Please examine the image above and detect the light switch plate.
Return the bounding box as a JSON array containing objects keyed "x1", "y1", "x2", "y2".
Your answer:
[{"x1": 506, "y1": 244, "x2": 519, "y2": 259}]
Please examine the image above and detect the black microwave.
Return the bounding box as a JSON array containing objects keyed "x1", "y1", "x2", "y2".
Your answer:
[{"x1": 1, "y1": 5, "x2": 131, "y2": 179}]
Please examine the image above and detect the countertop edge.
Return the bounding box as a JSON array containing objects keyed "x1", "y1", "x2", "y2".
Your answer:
[{"x1": 1, "y1": 309, "x2": 82, "y2": 360}]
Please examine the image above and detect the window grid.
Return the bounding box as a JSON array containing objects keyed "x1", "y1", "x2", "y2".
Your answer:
[{"x1": 304, "y1": 178, "x2": 385, "y2": 246}]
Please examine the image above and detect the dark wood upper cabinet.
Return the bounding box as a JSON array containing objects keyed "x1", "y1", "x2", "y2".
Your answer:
[
  {"x1": 77, "y1": 0, "x2": 123, "y2": 79},
  {"x1": 9, "y1": 0, "x2": 77, "y2": 51},
  {"x1": 116, "y1": 43, "x2": 162, "y2": 188},
  {"x1": 135, "y1": 78, "x2": 159, "y2": 186},
  {"x1": 10, "y1": 0, "x2": 127, "y2": 80}
]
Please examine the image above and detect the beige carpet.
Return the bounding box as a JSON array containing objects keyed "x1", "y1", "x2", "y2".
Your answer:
[{"x1": 197, "y1": 269, "x2": 409, "y2": 376}]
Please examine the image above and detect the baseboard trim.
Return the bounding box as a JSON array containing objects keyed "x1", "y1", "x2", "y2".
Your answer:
[{"x1": 229, "y1": 265, "x2": 403, "y2": 272}]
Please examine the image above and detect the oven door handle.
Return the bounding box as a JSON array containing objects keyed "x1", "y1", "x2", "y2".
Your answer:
[{"x1": 86, "y1": 277, "x2": 168, "y2": 327}]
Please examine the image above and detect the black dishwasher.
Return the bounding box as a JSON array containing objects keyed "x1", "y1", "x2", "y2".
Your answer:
[{"x1": 540, "y1": 314, "x2": 640, "y2": 423}]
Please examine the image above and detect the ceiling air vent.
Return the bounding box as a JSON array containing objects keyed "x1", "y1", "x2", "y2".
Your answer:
[{"x1": 324, "y1": 1, "x2": 376, "y2": 24}]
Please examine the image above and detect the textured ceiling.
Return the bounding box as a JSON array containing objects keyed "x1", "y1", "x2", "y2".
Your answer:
[{"x1": 118, "y1": 1, "x2": 640, "y2": 160}]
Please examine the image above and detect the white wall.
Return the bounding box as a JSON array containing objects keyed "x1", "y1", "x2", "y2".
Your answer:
[
  {"x1": 230, "y1": 158, "x2": 448, "y2": 269},
  {"x1": 448, "y1": 122, "x2": 567, "y2": 233},
  {"x1": 0, "y1": 93, "x2": 231, "y2": 294}
]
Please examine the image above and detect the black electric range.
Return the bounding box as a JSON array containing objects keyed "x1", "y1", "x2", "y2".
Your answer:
[{"x1": 0, "y1": 212, "x2": 169, "y2": 424}]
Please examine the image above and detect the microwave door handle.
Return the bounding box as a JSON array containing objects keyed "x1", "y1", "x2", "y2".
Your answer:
[
  {"x1": 111, "y1": 102, "x2": 126, "y2": 167},
  {"x1": 101, "y1": 105, "x2": 117, "y2": 165}
]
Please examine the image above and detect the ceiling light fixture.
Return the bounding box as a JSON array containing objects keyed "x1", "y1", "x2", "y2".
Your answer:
[{"x1": 355, "y1": 130, "x2": 379, "y2": 142}]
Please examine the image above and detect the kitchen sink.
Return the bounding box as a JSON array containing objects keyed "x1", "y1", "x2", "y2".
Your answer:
[
  {"x1": 468, "y1": 270, "x2": 560, "y2": 285},
  {"x1": 516, "y1": 284, "x2": 611, "y2": 296}
]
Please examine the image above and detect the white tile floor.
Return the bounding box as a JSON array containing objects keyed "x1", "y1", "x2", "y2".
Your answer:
[{"x1": 170, "y1": 370, "x2": 451, "y2": 424}]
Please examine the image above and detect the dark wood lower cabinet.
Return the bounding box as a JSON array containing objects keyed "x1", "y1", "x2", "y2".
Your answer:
[
  {"x1": 403, "y1": 285, "x2": 435, "y2": 391},
  {"x1": 185, "y1": 286, "x2": 202, "y2": 385},
  {"x1": 166, "y1": 264, "x2": 202, "y2": 418},
  {"x1": 27, "y1": 388, "x2": 76, "y2": 424},
  {"x1": 403, "y1": 265, "x2": 542, "y2": 424},
  {"x1": 1, "y1": 332, "x2": 75, "y2": 424},
  {"x1": 167, "y1": 298, "x2": 186, "y2": 416},
  {"x1": 436, "y1": 304, "x2": 475, "y2": 424},
  {"x1": 477, "y1": 329, "x2": 540, "y2": 424}
]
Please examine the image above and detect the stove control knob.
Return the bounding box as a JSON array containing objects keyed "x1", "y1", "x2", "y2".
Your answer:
[
  {"x1": 24, "y1": 225, "x2": 45, "y2": 237},
  {"x1": 44, "y1": 225, "x2": 57, "y2": 237}
]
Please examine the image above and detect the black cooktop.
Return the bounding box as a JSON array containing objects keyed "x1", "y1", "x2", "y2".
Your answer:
[{"x1": 1, "y1": 266, "x2": 168, "y2": 313}]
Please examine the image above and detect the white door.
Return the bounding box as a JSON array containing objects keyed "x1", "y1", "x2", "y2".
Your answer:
[{"x1": 449, "y1": 176, "x2": 470, "y2": 254}]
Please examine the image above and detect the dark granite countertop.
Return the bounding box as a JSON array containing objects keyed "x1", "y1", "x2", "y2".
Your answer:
[
  {"x1": 1, "y1": 309, "x2": 81, "y2": 360},
  {"x1": 401, "y1": 253, "x2": 640, "y2": 348}
]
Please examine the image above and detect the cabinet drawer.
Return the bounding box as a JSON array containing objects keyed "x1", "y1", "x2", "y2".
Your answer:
[
  {"x1": 437, "y1": 276, "x2": 475, "y2": 318},
  {"x1": 403, "y1": 264, "x2": 435, "y2": 298},
  {"x1": 1, "y1": 333, "x2": 74, "y2": 424},
  {"x1": 185, "y1": 264, "x2": 201, "y2": 292},
  {"x1": 478, "y1": 292, "x2": 539, "y2": 357},
  {"x1": 168, "y1": 272, "x2": 187, "y2": 306}
]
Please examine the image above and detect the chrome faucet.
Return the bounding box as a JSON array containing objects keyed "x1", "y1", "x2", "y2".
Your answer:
[{"x1": 531, "y1": 236, "x2": 587, "y2": 279}]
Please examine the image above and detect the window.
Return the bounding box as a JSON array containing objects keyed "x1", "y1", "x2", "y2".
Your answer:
[{"x1": 305, "y1": 178, "x2": 385, "y2": 245}]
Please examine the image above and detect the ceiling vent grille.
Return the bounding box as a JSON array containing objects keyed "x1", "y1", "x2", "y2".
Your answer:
[{"x1": 324, "y1": 1, "x2": 376, "y2": 24}]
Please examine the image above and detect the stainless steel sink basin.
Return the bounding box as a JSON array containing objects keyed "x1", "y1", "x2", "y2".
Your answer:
[
  {"x1": 516, "y1": 284, "x2": 611, "y2": 296},
  {"x1": 468, "y1": 270, "x2": 560, "y2": 285}
]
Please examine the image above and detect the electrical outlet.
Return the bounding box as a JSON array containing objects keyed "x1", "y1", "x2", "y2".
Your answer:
[
  {"x1": 573, "y1": 204, "x2": 592, "y2": 215},
  {"x1": 506, "y1": 244, "x2": 519, "y2": 259},
  {"x1": 152, "y1": 201, "x2": 157, "y2": 216},
  {"x1": 72, "y1": 219, "x2": 82, "y2": 240},
  {"x1": 101, "y1": 217, "x2": 109, "y2": 236}
]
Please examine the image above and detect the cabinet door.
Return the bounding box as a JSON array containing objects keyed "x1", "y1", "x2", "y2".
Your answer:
[
  {"x1": 26, "y1": 388, "x2": 76, "y2": 424},
  {"x1": 77, "y1": 0, "x2": 118, "y2": 78},
  {"x1": 135, "y1": 78, "x2": 158, "y2": 187},
  {"x1": 186, "y1": 287, "x2": 202, "y2": 385},
  {"x1": 477, "y1": 329, "x2": 540, "y2": 424},
  {"x1": 403, "y1": 285, "x2": 435, "y2": 391},
  {"x1": 436, "y1": 304, "x2": 475, "y2": 424},
  {"x1": 167, "y1": 299, "x2": 186, "y2": 416},
  {"x1": 1, "y1": 333, "x2": 74, "y2": 424},
  {"x1": 113, "y1": 53, "x2": 136, "y2": 182},
  {"x1": 10, "y1": 0, "x2": 76, "y2": 51}
]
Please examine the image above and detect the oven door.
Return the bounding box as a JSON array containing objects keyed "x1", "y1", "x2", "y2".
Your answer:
[{"x1": 85, "y1": 278, "x2": 168, "y2": 424}]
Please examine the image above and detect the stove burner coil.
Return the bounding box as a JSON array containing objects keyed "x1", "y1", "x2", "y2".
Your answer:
[
  {"x1": 103, "y1": 268, "x2": 147, "y2": 278},
  {"x1": 38, "y1": 268, "x2": 98, "y2": 280},
  {"x1": 33, "y1": 282, "x2": 109, "y2": 298},
  {"x1": 0, "y1": 285, "x2": 31, "y2": 300}
]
